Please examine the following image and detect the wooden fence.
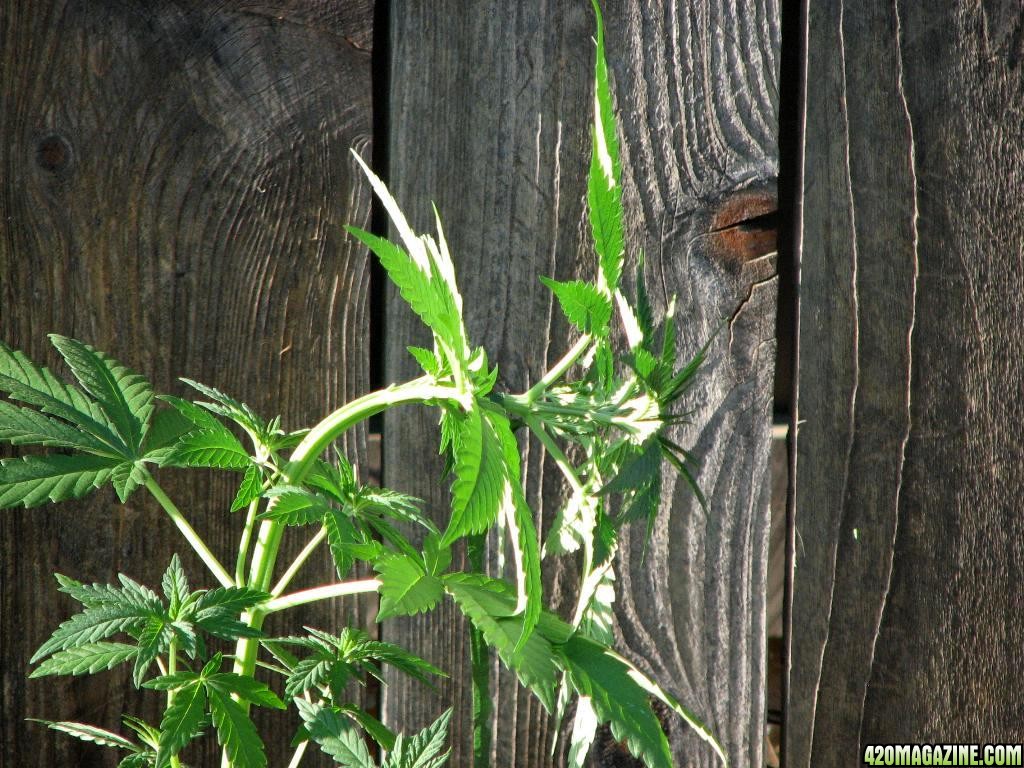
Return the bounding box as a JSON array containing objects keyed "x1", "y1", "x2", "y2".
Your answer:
[{"x1": 2, "y1": 1, "x2": 1020, "y2": 767}]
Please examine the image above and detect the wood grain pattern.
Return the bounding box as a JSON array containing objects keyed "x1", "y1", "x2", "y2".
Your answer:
[
  {"x1": 383, "y1": 6, "x2": 595, "y2": 766},
  {"x1": 789, "y1": 0, "x2": 1024, "y2": 762},
  {"x1": 607, "y1": 3, "x2": 778, "y2": 765},
  {"x1": 0, "y1": 2, "x2": 372, "y2": 766},
  {"x1": 383, "y1": 2, "x2": 779, "y2": 766}
]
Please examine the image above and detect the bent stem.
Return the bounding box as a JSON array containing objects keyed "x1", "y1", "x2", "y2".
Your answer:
[
  {"x1": 226, "y1": 378, "x2": 463, "y2": 746},
  {"x1": 144, "y1": 475, "x2": 234, "y2": 589}
]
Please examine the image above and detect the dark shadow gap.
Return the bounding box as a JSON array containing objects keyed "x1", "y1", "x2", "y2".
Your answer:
[
  {"x1": 362, "y1": 0, "x2": 391, "y2": 755},
  {"x1": 367, "y1": 0, "x2": 391, "y2": 429},
  {"x1": 777, "y1": 0, "x2": 809, "y2": 764}
]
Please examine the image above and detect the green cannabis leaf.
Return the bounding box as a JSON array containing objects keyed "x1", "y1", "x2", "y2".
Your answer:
[
  {"x1": 444, "y1": 573, "x2": 569, "y2": 712},
  {"x1": 269, "y1": 626, "x2": 443, "y2": 700},
  {"x1": 48, "y1": 335, "x2": 154, "y2": 454},
  {"x1": 31, "y1": 557, "x2": 268, "y2": 687},
  {"x1": 144, "y1": 653, "x2": 285, "y2": 768},
  {"x1": 375, "y1": 550, "x2": 445, "y2": 619},
  {"x1": 0, "y1": 337, "x2": 164, "y2": 506}
]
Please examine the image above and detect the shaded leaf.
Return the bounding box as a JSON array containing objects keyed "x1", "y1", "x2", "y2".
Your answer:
[
  {"x1": 231, "y1": 464, "x2": 264, "y2": 513},
  {"x1": 205, "y1": 673, "x2": 286, "y2": 709},
  {"x1": 444, "y1": 574, "x2": 561, "y2": 711},
  {"x1": 259, "y1": 485, "x2": 331, "y2": 525},
  {"x1": 163, "y1": 429, "x2": 250, "y2": 470},
  {"x1": 382, "y1": 708, "x2": 452, "y2": 768},
  {"x1": 111, "y1": 460, "x2": 147, "y2": 503},
  {"x1": 539, "y1": 277, "x2": 612, "y2": 335},
  {"x1": 161, "y1": 555, "x2": 189, "y2": 616},
  {"x1": 0, "y1": 453, "x2": 119, "y2": 509},
  {"x1": 30, "y1": 642, "x2": 138, "y2": 678},
  {"x1": 295, "y1": 698, "x2": 375, "y2": 768},
  {"x1": 376, "y1": 554, "x2": 443, "y2": 620},
  {"x1": 442, "y1": 407, "x2": 506, "y2": 545},
  {"x1": 558, "y1": 635, "x2": 673, "y2": 768},
  {"x1": 324, "y1": 508, "x2": 359, "y2": 579},
  {"x1": 155, "y1": 681, "x2": 205, "y2": 768},
  {"x1": 49, "y1": 335, "x2": 153, "y2": 452},
  {"x1": 207, "y1": 686, "x2": 267, "y2": 768},
  {"x1": 0, "y1": 401, "x2": 109, "y2": 451}
]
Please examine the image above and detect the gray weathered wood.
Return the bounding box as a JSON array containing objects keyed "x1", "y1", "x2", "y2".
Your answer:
[
  {"x1": 0, "y1": 2, "x2": 373, "y2": 765},
  {"x1": 789, "y1": 1, "x2": 1024, "y2": 763},
  {"x1": 383, "y1": 2, "x2": 779, "y2": 766}
]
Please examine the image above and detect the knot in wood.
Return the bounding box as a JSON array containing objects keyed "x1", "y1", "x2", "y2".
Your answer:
[
  {"x1": 707, "y1": 190, "x2": 778, "y2": 269},
  {"x1": 35, "y1": 134, "x2": 73, "y2": 173}
]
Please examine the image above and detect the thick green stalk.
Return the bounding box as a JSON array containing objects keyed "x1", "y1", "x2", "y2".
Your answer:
[
  {"x1": 228, "y1": 379, "x2": 462, "y2": 688},
  {"x1": 144, "y1": 475, "x2": 234, "y2": 589},
  {"x1": 466, "y1": 532, "x2": 491, "y2": 768},
  {"x1": 235, "y1": 497, "x2": 261, "y2": 586},
  {"x1": 167, "y1": 638, "x2": 182, "y2": 768}
]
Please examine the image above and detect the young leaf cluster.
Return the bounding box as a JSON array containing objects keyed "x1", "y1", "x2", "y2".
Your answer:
[{"x1": 31, "y1": 556, "x2": 267, "y2": 687}]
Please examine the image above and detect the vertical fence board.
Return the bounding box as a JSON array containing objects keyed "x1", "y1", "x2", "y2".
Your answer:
[
  {"x1": 607, "y1": 3, "x2": 779, "y2": 765},
  {"x1": 383, "y1": 5, "x2": 595, "y2": 765},
  {"x1": 384, "y1": 2, "x2": 779, "y2": 766},
  {"x1": 0, "y1": 2, "x2": 373, "y2": 766},
  {"x1": 790, "y1": 1, "x2": 1024, "y2": 763}
]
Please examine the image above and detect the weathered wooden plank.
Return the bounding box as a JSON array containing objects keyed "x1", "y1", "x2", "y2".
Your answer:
[
  {"x1": 0, "y1": 2, "x2": 373, "y2": 766},
  {"x1": 605, "y1": 2, "x2": 779, "y2": 765},
  {"x1": 789, "y1": 1, "x2": 1024, "y2": 763},
  {"x1": 383, "y1": 2, "x2": 779, "y2": 766},
  {"x1": 382, "y1": 6, "x2": 595, "y2": 766}
]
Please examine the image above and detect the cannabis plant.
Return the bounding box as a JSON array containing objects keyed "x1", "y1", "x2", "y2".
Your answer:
[{"x1": 0, "y1": 4, "x2": 725, "y2": 767}]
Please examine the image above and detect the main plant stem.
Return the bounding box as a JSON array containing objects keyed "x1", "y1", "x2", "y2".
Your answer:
[
  {"x1": 167, "y1": 638, "x2": 182, "y2": 768},
  {"x1": 226, "y1": 379, "x2": 461, "y2": 698}
]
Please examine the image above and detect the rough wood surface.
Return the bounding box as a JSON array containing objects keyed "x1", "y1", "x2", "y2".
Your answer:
[
  {"x1": 383, "y1": 2, "x2": 779, "y2": 766},
  {"x1": 0, "y1": 2, "x2": 373, "y2": 766},
  {"x1": 789, "y1": 1, "x2": 1024, "y2": 763}
]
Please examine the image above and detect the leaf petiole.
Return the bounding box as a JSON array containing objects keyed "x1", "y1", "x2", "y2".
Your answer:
[
  {"x1": 522, "y1": 333, "x2": 593, "y2": 404},
  {"x1": 262, "y1": 579, "x2": 382, "y2": 614},
  {"x1": 285, "y1": 740, "x2": 308, "y2": 768},
  {"x1": 270, "y1": 527, "x2": 327, "y2": 598},
  {"x1": 525, "y1": 417, "x2": 585, "y2": 494},
  {"x1": 143, "y1": 474, "x2": 234, "y2": 589}
]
